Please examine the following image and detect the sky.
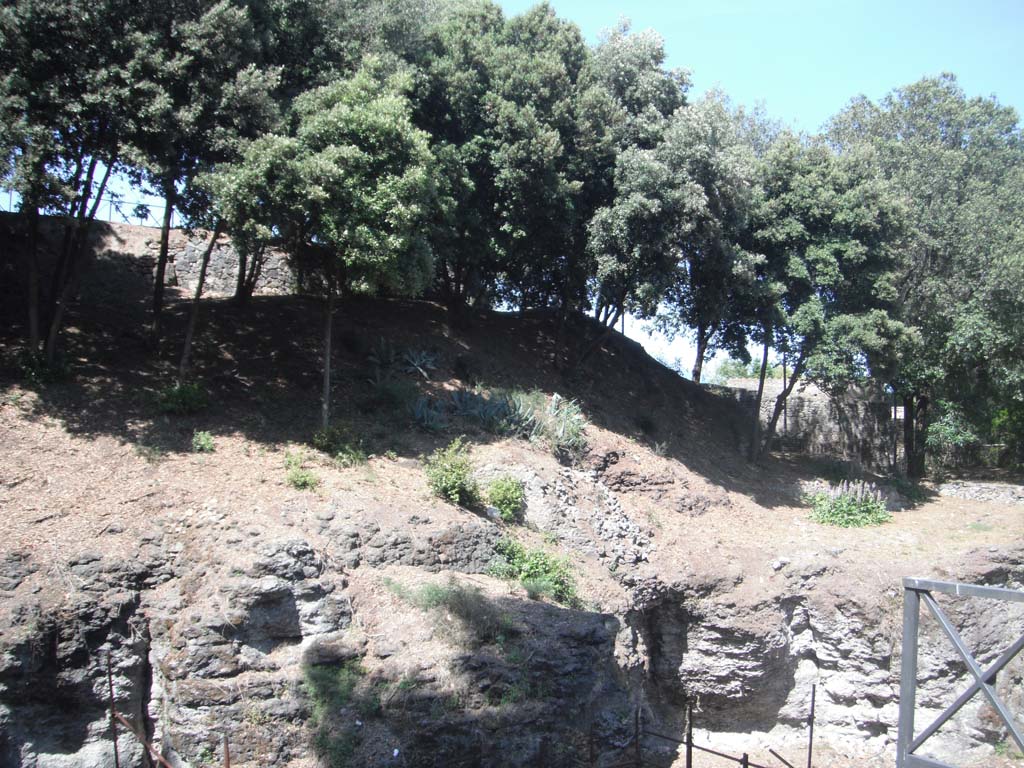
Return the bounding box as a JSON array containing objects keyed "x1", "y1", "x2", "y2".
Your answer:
[{"x1": 497, "y1": 0, "x2": 1024, "y2": 373}]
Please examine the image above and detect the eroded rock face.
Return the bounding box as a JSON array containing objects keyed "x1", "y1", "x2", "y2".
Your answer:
[
  {"x1": 2, "y1": 495, "x2": 1022, "y2": 768},
  {"x1": 624, "y1": 552, "x2": 1024, "y2": 764}
]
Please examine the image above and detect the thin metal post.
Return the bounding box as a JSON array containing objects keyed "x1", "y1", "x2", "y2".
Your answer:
[
  {"x1": 686, "y1": 703, "x2": 693, "y2": 768},
  {"x1": 896, "y1": 587, "x2": 921, "y2": 768},
  {"x1": 741, "y1": 753, "x2": 749, "y2": 768},
  {"x1": 223, "y1": 734, "x2": 230, "y2": 768},
  {"x1": 107, "y1": 652, "x2": 121, "y2": 768},
  {"x1": 806, "y1": 683, "x2": 815, "y2": 768}
]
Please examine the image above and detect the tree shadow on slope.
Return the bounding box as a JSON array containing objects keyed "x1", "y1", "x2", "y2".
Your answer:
[{"x1": 2, "y1": 286, "x2": 876, "y2": 508}]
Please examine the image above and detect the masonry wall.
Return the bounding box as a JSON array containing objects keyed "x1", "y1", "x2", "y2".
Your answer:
[
  {"x1": 0, "y1": 213, "x2": 295, "y2": 317},
  {"x1": 717, "y1": 377, "x2": 898, "y2": 470}
]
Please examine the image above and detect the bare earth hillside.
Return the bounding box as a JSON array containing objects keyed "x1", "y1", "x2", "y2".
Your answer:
[{"x1": 1, "y1": 290, "x2": 1022, "y2": 768}]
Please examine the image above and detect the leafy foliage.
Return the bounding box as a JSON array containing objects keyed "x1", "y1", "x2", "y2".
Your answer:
[
  {"x1": 312, "y1": 425, "x2": 368, "y2": 467},
  {"x1": 191, "y1": 430, "x2": 215, "y2": 453},
  {"x1": 488, "y1": 538, "x2": 578, "y2": 606},
  {"x1": 424, "y1": 437, "x2": 479, "y2": 506},
  {"x1": 487, "y1": 476, "x2": 525, "y2": 522},
  {"x1": 807, "y1": 481, "x2": 892, "y2": 528},
  {"x1": 285, "y1": 451, "x2": 320, "y2": 490},
  {"x1": 158, "y1": 382, "x2": 208, "y2": 415}
]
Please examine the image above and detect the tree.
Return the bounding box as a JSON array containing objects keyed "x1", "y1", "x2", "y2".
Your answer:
[
  {"x1": 828, "y1": 74, "x2": 1024, "y2": 474},
  {"x1": 748, "y1": 135, "x2": 907, "y2": 462},
  {"x1": 129, "y1": 0, "x2": 281, "y2": 343},
  {"x1": 414, "y1": 0, "x2": 506, "y2": 319},
  {"x1": 0, "y1": 0, "x2": 168, "y2": 364},
  {"x1": 652, "y1": 92, "x2": 760, "y2": 382},
  {"x1": 208, "y1": 60, "x2": 435, "y2": 428}
]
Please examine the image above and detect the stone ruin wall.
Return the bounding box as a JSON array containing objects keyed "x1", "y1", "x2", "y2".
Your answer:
[
  {"x1": 0, "y1": 213, "x2": 295, "y2": 309},
  {"x1": 717, "y1": 377, "x2": 899, "y2": 470}
]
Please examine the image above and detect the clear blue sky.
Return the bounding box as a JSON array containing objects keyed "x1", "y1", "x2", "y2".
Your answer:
[{"x1": 498, "y1": 0, "x2": 1024, "y2": 132}]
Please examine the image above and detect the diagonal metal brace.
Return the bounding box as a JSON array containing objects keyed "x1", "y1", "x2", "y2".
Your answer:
[
  {"x1": 920, "y1": 592, "x2": 1024, "y2": 753},
  {"x1": 910, "y1": 630, "x2": 1024, "y2": 752}
]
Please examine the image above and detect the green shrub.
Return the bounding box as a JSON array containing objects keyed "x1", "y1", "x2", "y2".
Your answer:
[
  {"x1": 488, "y1": 538, "x2": 578, "y2": 606},
  {"x1": 807, "y1": 481, "x2": 891, "y2": 527},
  {"x1": 926, "y1": 402, "x2": 982, "y2": 467},
  {"x1": 285, "y1": 451, "x2": 320, "y2": 490},
  {"x1": 412, "y1": 395, "x2": 450, "y2": 432},
  {"x1": 16, "y1": 350, "x2": 69, "y2": 386},
  {"x1": 499, "y1": 390, "x2": 587, "y2": 459},
  {"x1": 487, "y1": 476, "x2": 525, "y2": 523},
  {"x1": 424, "y1": 437, "x2": 479, "y2": 506},
  {"x1": 158, "y1": 382, "x2": 208, "y2": 414},
  {"x1": 312, "y1": 425, "x2": 368, "y2": 467},
  {"x1": 191, "y1": 430, "x2": 215, "y2": 453}
]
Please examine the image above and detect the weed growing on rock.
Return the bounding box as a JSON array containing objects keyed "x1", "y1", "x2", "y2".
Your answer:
[
  {"x1": 424, "y1": 437, "x2": 479, "y2": 506},
  {"x1": 285, "y1": 451, "x2": 320, "y2": 490},
  {"x1": 487, "y1": 476, "x2": 525, "y2": 522},
  {"x1": 158, "y1": 381, "x2": 208, "y2": 414},
  {"x1": 807, "y1": 481, "x2": 891, "y2": 527},
  {"x1": 191, "y1": 430, "x2": 215, "y2": 453},
  {"x1": 385, "y1": 577, "x2": 511, "y2": 644},
  {"x1": 489, "y1": 538, "x2": 579, "y2": 606}
]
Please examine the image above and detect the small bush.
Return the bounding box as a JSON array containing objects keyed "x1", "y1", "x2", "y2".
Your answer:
[
  {"x1": 488, "y1": 538, "x2": 578, "y2": 606},
  {"x1": 926, "y1": 402, "x2": 982, "y2": 467},
  {"x1": 191, "y1": 430, "x2": 215, "y2": 453},
  {"x1": 424, "y1": 437, "x2": 479, "y2": 506},
  {"x1": 807, "y1": 481, "x2": 891, "y2": 527},
  {"x1": 16, "y1": 350, "x2": 69, "y2": 386},
  {"x1": 366, "y1": 375, "x2": 419, "y2": 412},
  {"x1": 487, "y1": 476, "x2": 525, "y2": 523},
  {"x1": 412, "y1": 395, "x2": 450, "y2": 432},
  {"x1": 403, "y1": 349, "x2": 439, "y2": 379},
  {"x1": 158, "y1": 382, "x2": 208, "y2": 414},
  {"x1": 499, "y1": 390, "x2": 587, "y2": 459},
  {"x1": 312, "y1": 425, "x2": 368, "y2": 467},
  {"x1": 285, "y1": 451, "x2": 320, "y2": 490}
]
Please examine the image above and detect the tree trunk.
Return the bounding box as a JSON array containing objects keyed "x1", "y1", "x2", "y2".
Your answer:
[
  {"x1": 903, "y1": 394, "x2": 918, "y2": 477},
  {"x1": 243, "y1": 248, "x2": 262, "y2": 298},
  {"x1": 42, "y1": 153, "x2": 115, "y2": 366},
  {"x1": 748, "y1": 325, "x2": 771, "y2": 462},
  {"x1": 757, "y1": 353, "x2": 806, "y2": 462},
  {"x1": 178, "y1": 221, "x2": 224, "y2": 383},
  {"x1": 151, "y1": 181, "x2": 177, "y2": 345},
  {"x1": 691, "y1": 326, "x2": 710, "y2": 383},
  {"x1": 234, "y1": 249, "x2": 248, "y2": 303},
  {"x1": 911, "y1": 395, "x2": 929, "y2": 477},
  {"x1": 321, "y1": 281, "x2": 336, "y2": 431},
  {"x1": 574, "y1": 305, "x2": 621, "y2": 372}
]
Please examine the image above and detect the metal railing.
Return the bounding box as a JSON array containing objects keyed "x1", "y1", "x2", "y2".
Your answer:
[
  {"x1": 0, "y1": 187, "x2": 179, "y2": 228},
  {"x1": 602, "y1": 696, "x2": 815, "y2": 768},
  {"x1": 897, "y1": 578, "x2": 1024, "y2": 768}
]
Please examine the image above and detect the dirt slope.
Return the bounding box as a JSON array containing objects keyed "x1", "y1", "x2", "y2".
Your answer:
[{"x1": 1, "y1": 293, "x2": 1022, "y2": 768}]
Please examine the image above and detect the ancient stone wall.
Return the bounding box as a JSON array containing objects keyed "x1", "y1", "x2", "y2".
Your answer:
[
  {"x1": 0, "y1": 214, "x2": 295, "y2": 312},
  {"x1": 716, "y1": 378, "x2": 898, "y2": 469}
]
